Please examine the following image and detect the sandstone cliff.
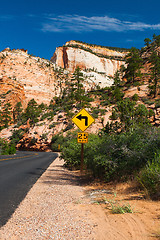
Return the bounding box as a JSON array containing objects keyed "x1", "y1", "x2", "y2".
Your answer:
[
  {"x1": 0, "y1": 76, "x2": 26, "y2": 109},
  {"x1": 51, "y1": 40, "x2": 128, "y2": 76},
  {"x1": 0, "y1": 48, "x2": 66, "y2": 106}
]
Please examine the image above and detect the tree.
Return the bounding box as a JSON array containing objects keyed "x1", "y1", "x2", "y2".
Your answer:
[
  {"x1": 24, "y1": 99, "x2": 42, "y2": 125},
  {"x1": 144, "y1": 38, "x2": 151, "y2": 47},
  {"x1": 152, "y1": 34, "x2": 160, "y2": 47},
  {"x1": 148, "y1": 50, "x2": 160, "y2": 97},
  {"x1": 111, "y1": 71, "x2": 124, "y2": 103},
  {"x1": 1, "y1": 103, "x2": 12, "y2": 128},
  {"x1": 110, "y1": 99, "x2": 151, "y2": 132},
  {"x1": 13, "y1": 102, "x2": 23, "y2": 123},
  {"x1": 124, "y1": 47, "x2": 143, "y2": 83},
  {"x1": 71, "y1": 67, "x2": 86, "y2": 106}
]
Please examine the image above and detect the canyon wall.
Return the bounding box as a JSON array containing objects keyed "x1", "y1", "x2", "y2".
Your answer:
[
  {"x1": 0, "y1": 49, "x2": 65, "y2": 107},
  {"x1": 51, "y1": 41, "x2": 128, "y2": 77}
]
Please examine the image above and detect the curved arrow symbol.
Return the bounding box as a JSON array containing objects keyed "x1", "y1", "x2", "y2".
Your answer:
[{"x1": 76, "y1": 114, "x2": 88, "y2": 126}]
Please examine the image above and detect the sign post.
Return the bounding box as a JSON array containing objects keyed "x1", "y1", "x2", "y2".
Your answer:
[
  {"x1": 72, "y1": 109, "x2": 95, "y2": 173},
  {"x1": 80, "y1": 143, "x2": 84, "y2": 173}
]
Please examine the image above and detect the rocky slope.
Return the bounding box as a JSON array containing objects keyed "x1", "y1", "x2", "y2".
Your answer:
[
  {"x1": 0, "y1": 48, "x2": 67, "y2": 107},
  {"x1": 0, "y1": 76, "x2": 26, "y2": 108},
  {"x1": 0, "y1": 40, "x2": 160, "y2": 152},
  {"x1": 0, "y1": 43, "x2": 123, "y2": 109}
]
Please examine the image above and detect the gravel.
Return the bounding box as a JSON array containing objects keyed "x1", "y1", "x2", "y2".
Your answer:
[{"x1": 0, "y1": 155, "x2": 96, "y2": 240}]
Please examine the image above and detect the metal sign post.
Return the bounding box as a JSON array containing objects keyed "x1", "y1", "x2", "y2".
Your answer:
[
  {"x1": 80, "y1": 143, "x2": 84, "y2": 173},
  {"x1": 72, "y1": 109, "x2": 95, "y2": 174}
]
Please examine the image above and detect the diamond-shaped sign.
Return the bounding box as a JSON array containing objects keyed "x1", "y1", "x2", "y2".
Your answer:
[{"x1": 72, "y1": 108, "x2": 95, "y2": 132}]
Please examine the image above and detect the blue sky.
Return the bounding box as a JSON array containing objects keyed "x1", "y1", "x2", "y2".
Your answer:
[{"x1": 0, "y1": 0, "x2": 160, "y2": 60}]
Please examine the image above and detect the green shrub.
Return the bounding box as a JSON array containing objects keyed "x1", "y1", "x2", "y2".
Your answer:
[
  {"x1": 61, "y1": 126, "x2": 160, "y2": 181},
  {"x1": 137, "y1": 153, "x2": 160, "y2": 199},
  {"x1": 63, "y1": 122, "x2": 73, "y2": 132},
  {"x1": 132, "y1": 94, "x2": 139, "y2": 101},
  {"x1": 51, "y1": 134, "x2": 65, "y2": 152},
  {"x1": 30, "y1": 137, "x2": 37, "y2": 145},
  {"x1": 110, "y1": 203, "x2": 133, "y2": 214},
  {"x1": 61, "y1": 140, "x2": 81, "y2": 169},
  {"x1": 0, "y1": 139, "x2": 16, "y2": 155},
  {"x1": 10, "y1": 129, "x2": 24, "y2": 145},
  {"x1": 92, "y1": 109, "x2": 100, "y2": 118}
]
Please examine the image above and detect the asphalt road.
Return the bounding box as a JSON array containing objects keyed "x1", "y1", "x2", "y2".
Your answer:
[{"x1": 0, "y1": 151, "x2": 58, "y2": 227}]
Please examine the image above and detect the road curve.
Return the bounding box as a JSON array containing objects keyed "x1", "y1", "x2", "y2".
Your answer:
[{"x1": 0, "y1": 151, "x2": 58, "y2": 227}]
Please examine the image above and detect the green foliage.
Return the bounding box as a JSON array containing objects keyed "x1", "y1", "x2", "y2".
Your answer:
[
  {"x1": 61, "y1": 126, "x2": 160, "y2": 183},
  {"x1": 10, "y1": 129, "x2": 24, "y2": 145},
  {"x1": 0, "y1": 102, "x2": 12, "y2": 130},
  {"x1": 41, "y1": 133, "x2": 48, "y2": 141},
  {"x1": 144, "y1": 38, "x2": 151, "y2": 47},
  {"x1": 148, "y1": 49, "x2": 160, "y2": 98},
  {"x1": 111, "y1": 99, "x2": 151, "y2": 131},
  {"x1": 40, "y1": 111, "x2": 54, "y2": 121},
  {"x1": 51, "y1": 134, "x2": 66, "y2": 152},
  {"x1": 0, "y1": 138, "x2": 16, "y2": 155},
  {"x1": 137, "y1": 153, "x2": 160, "y2": 199},
  {"x1": 155, "y1": 99, "x2": 160, "y2": 109},
  {"x1": 61, "y1": 139, "x2": 81, "y2": 169},
  {"x1": 68, "y1": 40, "x2": 129, "y2": 52},
  {"x1": 71, "y1": 67, "x2": 86, "y2": 106},
  {"x1": 124, "y1": 47, "x2": 143, "y2": 83},
  {"x1": 63, "y1": 122, "x2": 73, "y2": 132},
  {"x1": 132, "y1": 94, "x2": 139, "y2": 101},
  {"x1": 24, "y1": 99, "x2": 42, "y2": 125},
  {"x1": 110, "y1": 202, "x2": 133, "y2": 214},
  {"x1": 13, "y1": 102, "x2": 23, "y2": 123},
  {"x1": 30, "y1": 137, "x2": 37, "y2": 145}
]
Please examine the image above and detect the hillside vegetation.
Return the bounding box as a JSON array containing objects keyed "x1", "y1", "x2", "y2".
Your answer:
[{"x1": 0, "y1": 34, "x2": 160, "y2": 199}]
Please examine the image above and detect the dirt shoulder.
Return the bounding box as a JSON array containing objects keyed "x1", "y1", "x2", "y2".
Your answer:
[
  {"x1": 84, "y1": 182, "x2": 160, "y2": 240},
  {"x1": 0, "y1": 154, "x2": 159, "y2": 240}
]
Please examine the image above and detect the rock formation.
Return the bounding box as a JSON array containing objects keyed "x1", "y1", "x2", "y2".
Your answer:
[
  {"x1": 51, "y1": 40, "x2": 128, "y2": 76},
  {"x1": 0, "y1": 48, "x2": 65, "y2": 106}
]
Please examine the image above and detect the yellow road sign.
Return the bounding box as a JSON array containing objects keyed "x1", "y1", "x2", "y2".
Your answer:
[
  {"x1": 72, "y1": 108, "x2": 95, "y2": 132},
  {"x1": 77, "y1": 132, "x2": 88, "y2": 143}
]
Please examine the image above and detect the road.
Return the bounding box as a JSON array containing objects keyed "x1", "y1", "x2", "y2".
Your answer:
[{"x1": 0, "y1": 151, "x2": 58, "y2": 227}]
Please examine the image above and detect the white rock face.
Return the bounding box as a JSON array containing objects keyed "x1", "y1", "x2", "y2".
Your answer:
[
  {"x1": 82, "y1": 71, "x2": 114, "y2": 89},
  {"x1": 67, "y1": 48, "x2": 124, "y2": 75},
  {"x1": 51, "y1": 43, "x2": 127, "y2": 88},
  {"x1": 65, "y1": 40, "x2": 127, "y2": 57}
]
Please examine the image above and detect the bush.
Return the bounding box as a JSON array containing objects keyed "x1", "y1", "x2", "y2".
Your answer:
[
  {"x1": 61, "y1": 140, "x2": 81, "y2": 169},
  {"x1": 137, "y1": 153, "x2": 160, "y2": 199},
  {"x1": 61, "y1": 126, "x2": 160, "y2": 181},
  {"x1": 132, "y1": 94, "x2": 139, "y2": 101},
  {"x1": 51, "y1": 134, "x2": 65, "y2": 152},
  {"x1": 10, "y1": 129, "x2": 24, "y2": 145},
  {"x1": 30, "y1": 137, "x2": 37, "y2": 145},
  {"x1": 0, "y1": 139, "x2": 16, "y2": 155}
]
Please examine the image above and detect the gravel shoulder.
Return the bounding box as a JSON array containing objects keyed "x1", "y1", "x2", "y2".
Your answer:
[{"x1": 0, "y1": 154, "x2": 97, "y2": 240}]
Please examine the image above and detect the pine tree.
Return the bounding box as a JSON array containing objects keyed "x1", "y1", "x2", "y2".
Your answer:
[
  {"x1": 71, "y1": 67, "x2": 85, "y2": 106},
  {"x1": 1, "y1": 103, "x2": 12, "y2": 128},
  {"x1": 13, "y1": 102, "x2": 23, "y2": 123},
  {"x1": 24, "y1": 99, "x2": 41, "y2": 125},
  {"x1": 149, "y1": 50, "x2": 160, "y2": 97},
  {"x1": 144, "y1": 38, "x2": 151, "y2": 47},
  {"x1": 112, "y1": 71, "x2": 124, "y2": 103},
  {"x1": 124, "y1": 47, "x2": 143, "y2": 83}
]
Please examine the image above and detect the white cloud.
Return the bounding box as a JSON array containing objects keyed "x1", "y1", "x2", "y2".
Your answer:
[{"x1": 41, "y1": 14, "x2": 160, "y2": 33}]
